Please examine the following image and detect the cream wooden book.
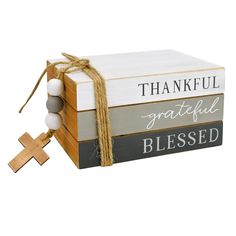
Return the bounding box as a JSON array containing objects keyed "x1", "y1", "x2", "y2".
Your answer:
[{"x1": 48, "y1": 50, "x2": 225, "y2": 111}]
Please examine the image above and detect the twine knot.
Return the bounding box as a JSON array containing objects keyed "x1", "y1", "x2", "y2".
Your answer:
[{"x1": 62, "y1": 53, "x2": 90, "y2": 71}]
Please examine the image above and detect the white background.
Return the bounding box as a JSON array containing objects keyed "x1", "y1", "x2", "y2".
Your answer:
[{"x1": 0, "y1": 0, "x2": 235, "y2": 235}]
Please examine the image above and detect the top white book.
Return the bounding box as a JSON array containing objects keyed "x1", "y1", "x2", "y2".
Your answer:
[{"x1": 50, "y1": 50, "x2": 225, "y2": 111}]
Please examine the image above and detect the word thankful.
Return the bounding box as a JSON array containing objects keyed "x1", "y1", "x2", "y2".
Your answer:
[
  {"x1": 141, "y1": 97, "x2": 220, "y2": 129},
  {"x1": 142, "y1": 127, "x2": 220, "y2": 154},
  {"x1": 138, "y1": 76, "x2": 219, "y2": 96}
]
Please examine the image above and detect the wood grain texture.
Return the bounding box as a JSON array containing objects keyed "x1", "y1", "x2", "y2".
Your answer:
[
  {"x1": 54, "y1": 126, "x2": 79, "y2": 168},
  {"x1": 60, "y1": 99, "x2": 78, "y2": 141},
  {"x1": 47, "y1": 61, "x2": 78, "y2": 110},
  {"x1": 9, "y1": 132, "x2": 51, "y2": 173}
]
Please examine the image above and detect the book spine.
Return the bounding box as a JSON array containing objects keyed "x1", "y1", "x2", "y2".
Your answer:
[
  {"x1": 78, "y1": 121, "x2": 223, "y2": 168},
  {"x1": 76, "y1": 69, "x2": 225, "y2": 111},
  {"x1": 75, "y1": 94, "x2": 224, "y2": 141}
]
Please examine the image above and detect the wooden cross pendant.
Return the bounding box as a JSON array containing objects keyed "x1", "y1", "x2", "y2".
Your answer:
[{"x1": 9, "y1": 132, "x2": 51, "y2": 173}]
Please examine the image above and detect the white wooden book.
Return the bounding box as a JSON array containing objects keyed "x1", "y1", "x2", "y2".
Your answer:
[{"x1": 49, "y1": 50, "x2": 225, "y2": 111}]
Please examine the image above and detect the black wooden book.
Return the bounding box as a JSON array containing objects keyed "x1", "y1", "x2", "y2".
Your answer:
[{"x1": 78, "y1": 121, "x2": 223, "y2": 168}]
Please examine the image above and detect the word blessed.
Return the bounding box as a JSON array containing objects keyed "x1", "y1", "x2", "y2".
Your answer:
[
  {"x1": 142, "y1": 127, "x2": 219, "y2": 154},
  {"x1": 138, "y1": 76, "x2": 219, "y2": 96},
  {"x1": 141, "y1": 97, "x2": 220, "y2": 129}
]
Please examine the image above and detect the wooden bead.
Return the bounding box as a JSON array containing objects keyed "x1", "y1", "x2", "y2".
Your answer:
[
  {"x1": 46, "y1": 96, "x2": 64, "y2": 113},
  {"x1": 45, "y1": 113, "x2": 62, "y2": 130},
  {"x1": 47, "y1": 79, "x2": 64, "y2": 96}
]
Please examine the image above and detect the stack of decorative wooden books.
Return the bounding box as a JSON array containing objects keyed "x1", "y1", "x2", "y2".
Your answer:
[{"x1": 47, "y1": 50, "x2": 224, "y2": 168}]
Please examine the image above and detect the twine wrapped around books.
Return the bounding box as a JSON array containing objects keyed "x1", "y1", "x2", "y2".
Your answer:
[{"x1": 19, "y1": 53, "x2": 113, "y2": 167}]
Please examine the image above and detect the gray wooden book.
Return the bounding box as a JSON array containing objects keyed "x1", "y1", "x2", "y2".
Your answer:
[
  {"x1": 77, "y1": 121, "x2": 223, "y2": 168},
  {"x1": 54, "y1": 121, "x2": 223, "y2": 168},
  {"x1": 63, "y1": 94, "x2": 224, "y2": 141}
]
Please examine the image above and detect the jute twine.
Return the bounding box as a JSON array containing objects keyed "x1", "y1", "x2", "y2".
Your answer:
[{"x1": 19, "y1": 53, "x2": 113, "y2": 166}]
